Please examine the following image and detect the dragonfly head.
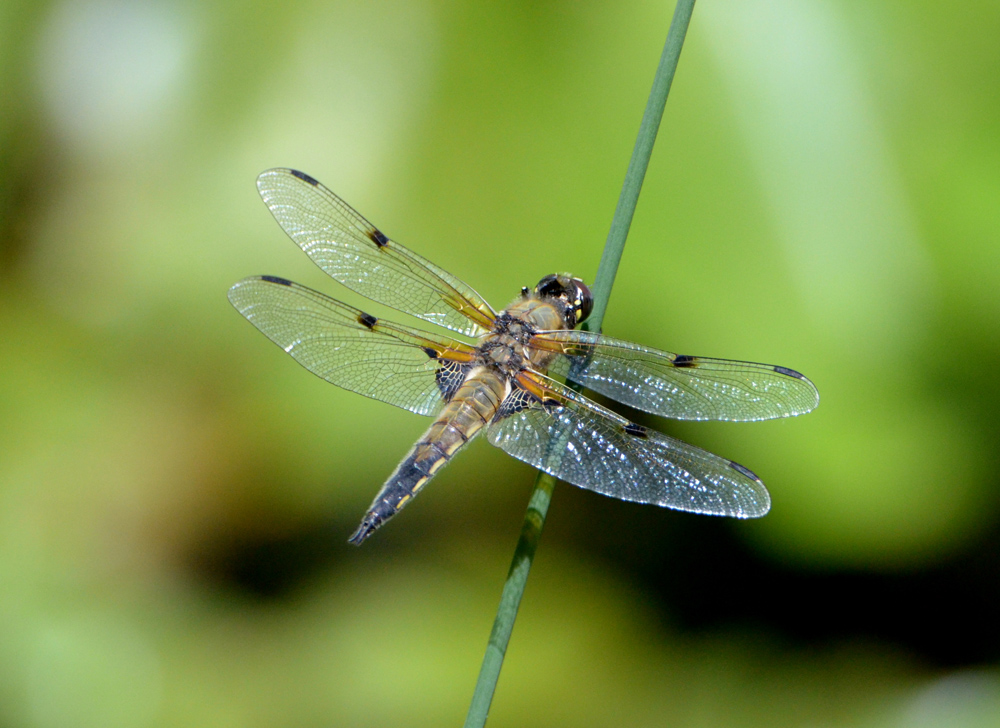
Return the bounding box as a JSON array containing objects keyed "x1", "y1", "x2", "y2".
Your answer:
[{"x1": 534, "y1": 274, "x2": 593, "y2": 327}]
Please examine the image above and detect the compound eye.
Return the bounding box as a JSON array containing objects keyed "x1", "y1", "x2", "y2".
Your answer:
[
  {"x1": 573, "y1": 279, "x2": 594, "y2": 324},
  {"x1": 535, "y1": 274, "x2": 564, "y2": 298}
]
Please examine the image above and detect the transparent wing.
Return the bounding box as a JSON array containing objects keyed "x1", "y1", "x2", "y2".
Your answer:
[
  {"x1": 256, "y1": 169, "x2": 496, "y2": 337},
  {"x1": 228, "y1": 276, "x2": 476, "y2": 416},
  {"x1": 531, "y1": 330, "x2": 819, "y2": 422},
  {"x1": 486, "y1": 371, "x2": 770, "y2": 518}
]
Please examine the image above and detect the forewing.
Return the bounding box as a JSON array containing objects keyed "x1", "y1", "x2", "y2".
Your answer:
[
  {"x1": 228, "y1": 276, "x2": 476, "y2": 416},
  {"x1": 532, "y1": 330, "x2": 819, "y2": 422},
  {"x1": 256, "y1": 168, "x2": 496, "y2": 337},
  {"x1": 486, "y1": 371, "x2": 770, "y2": 518}
]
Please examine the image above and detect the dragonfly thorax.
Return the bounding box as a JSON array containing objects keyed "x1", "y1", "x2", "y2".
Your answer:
[{"x1": 479, "y1": 312, "x2": 538, "y2": 376}]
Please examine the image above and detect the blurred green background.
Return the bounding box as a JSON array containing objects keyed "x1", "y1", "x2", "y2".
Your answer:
[{"x1": 2, "y1": 0, "x2": 1000, "y2": 726}]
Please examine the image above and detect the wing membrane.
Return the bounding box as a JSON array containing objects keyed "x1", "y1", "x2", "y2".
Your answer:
[
  {"x1": 532, "y1": 330, "x2": 819, "y2": 422},
  {"x1": 228, "y1": 276, "x2": 475, "y2": 416},
  {"x1": 486, "y1": 371, "x2": 770, "y2": 518},
  {"x1": 256, "y1": 169, "x2": 496, "y2": 337}
]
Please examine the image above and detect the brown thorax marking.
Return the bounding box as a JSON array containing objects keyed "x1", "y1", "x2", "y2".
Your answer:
[
  {"x1": 478, "y1": 312, "x2": 536, "y2": 377},
  {"x1": 477, "y1": 288, "x2": 574, "y2": 378}
]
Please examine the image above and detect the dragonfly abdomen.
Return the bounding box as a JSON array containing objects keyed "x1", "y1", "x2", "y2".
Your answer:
[
  {"x1": 348, "y1": 368, "x2": 507, "y2": 545},
  {"x1": 346, "y1": 442, "x2": 447, "y2": 545}
]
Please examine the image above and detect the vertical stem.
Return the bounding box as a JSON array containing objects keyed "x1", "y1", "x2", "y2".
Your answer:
[
  {"x1": 464, "y1": 3, "x2": 696, "y2": 726},
  {"x1": 463, "y1": 474, "x2": 555, "y2": 726}
]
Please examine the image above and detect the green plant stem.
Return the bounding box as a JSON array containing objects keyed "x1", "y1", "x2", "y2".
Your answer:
[
  {"x1": 463, "y1": 3, "x2": 696, "y2": 726},
  {"x1": 463, "y1": 472, "x2": 556, "y2": 726}
]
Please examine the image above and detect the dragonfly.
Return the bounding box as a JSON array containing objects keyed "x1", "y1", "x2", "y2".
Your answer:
[{"x1": 228, "y1": 169, "x2": 819, "y2": 545}]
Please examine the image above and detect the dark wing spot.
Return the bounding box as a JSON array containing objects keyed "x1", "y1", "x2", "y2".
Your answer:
[
  {"x1": 729, "y1": 461, "x2": 761, "y2": 482},
  {"x1": 421, "y1": 347, "x2": 438, "y2": 359},
  {"x1": 358, "y1": 312, "x2": 378, "y2": 330},
  {"x1": 290, "y1": 169, "x2": 320, "y2": 186},
  {"x1": 367, "y1": 228, "x2": 389, "y2": 248},
  {"x1": 540, "y1": 397, "x2": 562, "y2": 412},
  {"x1": 435, "y1": 360, "x2": 468, "y2": 402},
  {"x1": 260, "y1": 275, "x2": 293, "y2": 286},
  {"x1": 774, "y1": 365, "x2": 805, "y2": 379},
  {"x1": 494, "y1": 385, "x2": 542, "y2": 419},
  {"x1": 624, "y1": 422, "x2": 649, "y2": 439},
  {"x1": 673, "y1": 355, "x2": 698, "y2": 368}
]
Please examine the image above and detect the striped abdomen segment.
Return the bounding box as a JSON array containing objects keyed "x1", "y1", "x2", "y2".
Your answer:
[{"x1": 348, "y1": 367, "x2": 507, "y2": 545}]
